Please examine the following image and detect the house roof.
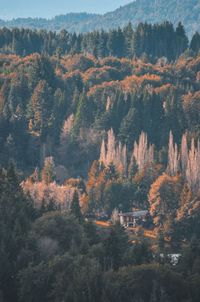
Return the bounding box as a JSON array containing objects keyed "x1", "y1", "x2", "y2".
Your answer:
[{"x1": 119, "y1": 210, "x2": 148, "y2": 218}]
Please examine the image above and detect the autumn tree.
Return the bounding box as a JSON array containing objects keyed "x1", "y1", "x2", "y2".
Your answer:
[
  {"x1": 41, "y1": 156, "x2": 56, "y2": 185},
  {"x1": 181, "y1": 133, "x2": 188, "y2": 173},
  {"x1": 167, "y1": 131, "x2": 179, "y2": 176},
  {"x1": 186, "y1": 138, "x2": 200, "y2": 194},
  {"x1": 149, "y1": 173, "x2": 182, "y2": 231},
  {"x1": 99, "y1": 129, "x2": 127, "y2": 175},
  {"x1": 132, "y1": 132, "x2": 154, "y2": 172}
]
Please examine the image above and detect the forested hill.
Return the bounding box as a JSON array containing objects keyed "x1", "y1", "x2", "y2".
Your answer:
[
  {"x1": 1, "y1": 9, "x2": 200, "y2": 300},
  {"x1": 1, "y1": 48, "x2": 200, "y2": 238},
  {"x1": 1, "y1": 0, "x2": 200, "y2": 38},
  {"x1": 0, "y1": 13, "x2": 98, "y2": 33}
]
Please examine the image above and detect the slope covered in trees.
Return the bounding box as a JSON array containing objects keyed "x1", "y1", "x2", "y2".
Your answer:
[
  {"x1": 0, "y1": 49, "x2": 199, "y2": 169},
  {"x1": 1, "y1": 164, "x2": 200, "y2": 302},
  {"x1": 1, "y1": 19, "x2": 200, "y2": 302},
  {"x1": 1, "y1": 0, "x2": 200, "y2": 38},
  {"x1": 0, "y1": 47, "x2": 200, "y2": 226}
]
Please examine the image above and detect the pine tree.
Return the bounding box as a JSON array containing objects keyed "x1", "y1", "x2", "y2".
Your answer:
[
  {"x1": 5, "y1": 134, "x2": 16, "y2": 163},
  {"x1": 107, "y1": 29, "x2": 119, "y2": 57},
  {"x1": 104, "y1": 222, "x2": 128, "y2": 270},
  {"x1": 29, "y1": 80, "x2": 53, "y2": 139},
  {"x1": 157, "y1": 231, "x2": 165, "y2": 252},
  {"x1": 123, "y1": 22, "x2": 134, "y2": 58},
  {"x1": 71, "y1": 190, "x2": 83, "y2": 223},
  {"x1": 132, "y1": 29, "x2": 141, "y2": 58},
  {"x1": 190, "y1": 32, "x2": 200, "y2": 53},
  {"x1": 72, "y1": 94, "x2": 91, "y2": 137},
  {"x1": 0, "y1": 80, "x2": 10, "y2": 117},
  {"x1": 0, "y1": 165, "x2": 34, "y2": 301},
  {"x1": 175, "y1": 22, "x2": 188, "y2": 57},
  {"x1": 97, "y1": 30, "x2": 109, "y2": 58},
  {"x1": 119, "y1": 107, "x2": 140, "y2": 145}
]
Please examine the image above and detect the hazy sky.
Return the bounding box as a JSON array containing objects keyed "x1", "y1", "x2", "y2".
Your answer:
[{"x1": 0, "y1": 0, "x2": 132, "y2": 20}]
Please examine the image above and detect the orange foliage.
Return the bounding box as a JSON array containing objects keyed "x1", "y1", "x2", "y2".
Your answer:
[
  {"x1": 82, "y1": 66, "x2": 119, "y2": 86},
  {"x1": 100, "y1": 56, "x2": 131, "y2": 73},
  {"x1": 183, "y1": 91, "x2": 200, "y2": 107},
  {"x1": 154, "y1": 83, "x2": 172, "y2": 94},
  {"x1": 149, "y1": 173, "x2": 181, "y2": 217},
  {"x1": 182, "y1": 90, "x2": 200, "y2": 124},
  {"x1": 121, "y1": 73, "x2": 161, "y2": 91},
  {"x1": 60, "y1": 54, "x2": 96, "y2": 72},
  {"x1": 87, "y1": 81, "x2": 121, "y2": 97}
]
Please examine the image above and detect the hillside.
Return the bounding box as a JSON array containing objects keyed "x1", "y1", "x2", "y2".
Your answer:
[
  {"x1": 1, "y1": 6, "x2": 200, "y2": 300},
  {"x1": 1, "y1": 51, "x2": 200, "y2": 218},
  {"x1": 1, "y1": 0, "x2": 200, "y2": 37},
  {"x1": 0, "y1": 13, "x2": 98, "y2": 32}
]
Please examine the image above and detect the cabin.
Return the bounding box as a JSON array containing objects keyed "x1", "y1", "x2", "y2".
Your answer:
[{"x1": 119, "y1": 210, "x2": 149, "y2": 228}]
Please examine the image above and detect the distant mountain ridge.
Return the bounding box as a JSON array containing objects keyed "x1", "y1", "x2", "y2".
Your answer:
[
  {"x1": 1, "y1": 0, "x2": 200, "y2": 37},
  {"x1": 0, "y1": 13, "x2": 99, "y2": 33}
]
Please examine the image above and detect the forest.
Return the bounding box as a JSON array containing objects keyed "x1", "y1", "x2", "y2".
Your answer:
[
  {"x1": 1, "y1": 20, "x2": 200, "y2": 302},
  {"x1": 1, "y1": 22, "x2": 200, "y2": 60}
]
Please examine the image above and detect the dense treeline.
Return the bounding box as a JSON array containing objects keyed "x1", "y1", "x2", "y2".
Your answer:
[
  {"x1": 1, "y1": 166, "x2": 200, "y2": 302},
  {"x1": 0, "y1": 22, "x2": 199, "y2": 60},
  {"x1": 0, "y1": 51, "x2": 200, "y2": 172},
  {"x1": 0, "y1": 0, "x2": 200, "y2": 39}
]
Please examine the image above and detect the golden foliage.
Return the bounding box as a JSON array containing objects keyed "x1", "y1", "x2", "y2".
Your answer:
[
  {"x1": 82, "y1": 66, "x2": 119, "y2": 86},
  {"x1": 87, "y1": 81, "x2": 121, "y2": 97},
  {"x1": 149, "y1": 173, "x2": 182, "y2": 222},
  {"x1": 121, "y1": 74, "x2": 161, "y2": 91},
  {"x1": 60, "y1": 54, "x2": 96, "y2": 72}
]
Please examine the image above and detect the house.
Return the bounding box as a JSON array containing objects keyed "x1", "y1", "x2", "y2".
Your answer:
[{"x1": 119, "y1": 210, "x2": 149, "y2": 228}]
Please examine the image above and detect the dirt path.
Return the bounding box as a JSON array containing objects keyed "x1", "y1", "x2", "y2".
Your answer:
[{"x1": 95, "y1": 220, "x2": 111, "y2": 228}]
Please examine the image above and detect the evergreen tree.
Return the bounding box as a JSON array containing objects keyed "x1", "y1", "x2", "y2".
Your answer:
[
  {"x1": 71, "y1": 190, "x2": 83, "y2": 223},
  {"x1": 123, "y1": 22, "x2": 134, "y2": 58},
  {"x1": 175, "y1": 22, "x2": 188, "y2": 57},
  {"x1": 104, "y1": 222, "x2": 128, "y2": 270},
  {"x1": 29, "y1": 80, "x2": 53, "y2": 139},
  {"x1": 107, "y1": 29, "x2": 119, "y2": 57},
  {"x1": 72, "y1": 94, "x2": 93, "y2": 136},
  {"x1": 0, "y1": 165, "x2": 34, "y2": 302},
  {"x1": 190, "y1": 32, "x2": 200, "y2": 53},
  {"x1": 119, "y1": 107, "x2": 141, "y2": 146},
  {"x1": 132, "y1": 28, "x2": 141, "y2": 58},
  {"x1": 97, "y1": 30, "x2": 109, "y2": 57}
]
